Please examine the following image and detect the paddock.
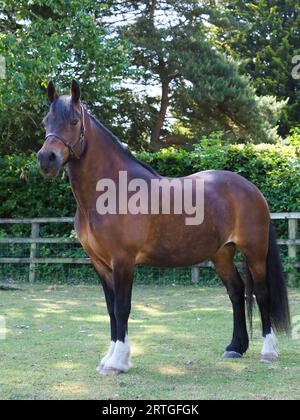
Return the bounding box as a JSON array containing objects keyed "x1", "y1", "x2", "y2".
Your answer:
[{"x1": 0, "y1": 284, "x2": 299, "y2": 400}]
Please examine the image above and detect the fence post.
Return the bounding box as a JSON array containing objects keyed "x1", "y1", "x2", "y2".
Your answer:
[
  {"x1": 288, "y1": 218, "x2": 298, "y2": 284},
  {"x1": 29, "y1": 222, "x2": 39, "y2": 283},
  {"x1": 191, "y1": 266, "x2": 200, "y2": 284}
]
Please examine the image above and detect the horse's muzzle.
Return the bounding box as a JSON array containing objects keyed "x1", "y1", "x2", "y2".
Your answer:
[{"x1": 37, "y1": 150, "x2": 63, "y2": 177}]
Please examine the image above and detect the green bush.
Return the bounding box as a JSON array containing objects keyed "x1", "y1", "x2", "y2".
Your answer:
[
  {"x1": 0, "y1": 154, "x2": 75, "y2": 219},
  {"x1": 139, "y1": 134, "x2": 300, "y2": 213}
]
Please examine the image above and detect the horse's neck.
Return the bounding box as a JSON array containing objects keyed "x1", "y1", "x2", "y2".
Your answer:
[{"x1": 67, "y1": 115, "x2": 134, "y2": 212}]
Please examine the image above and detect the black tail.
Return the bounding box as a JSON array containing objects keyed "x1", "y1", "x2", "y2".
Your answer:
[
  {"x1": 244, "y1": 221, "x2": 291, "y2": 336},
  {"x1": 266, "y1": 222, "x2": 291, "y2": 335}
]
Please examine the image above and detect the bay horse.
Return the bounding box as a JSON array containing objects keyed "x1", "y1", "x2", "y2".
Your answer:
[{"x1": 37, "y1": 81, "x2": 290, "y2": 375}]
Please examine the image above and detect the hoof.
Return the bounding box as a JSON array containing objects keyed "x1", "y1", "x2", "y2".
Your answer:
[
  {"x1": 100, "y1": 366, "x2": 124, "y2": 376},
  {"x1": 222, "y1": 351, "x2": 243, "y2": 359},
  {"x1": 260, "y1": 353, "x2": 278, "y2": 362}
]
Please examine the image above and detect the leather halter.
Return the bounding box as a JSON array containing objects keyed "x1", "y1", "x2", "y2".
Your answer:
[{"x1": 44, "y1": 105, "x2": 86, "y2": 160}]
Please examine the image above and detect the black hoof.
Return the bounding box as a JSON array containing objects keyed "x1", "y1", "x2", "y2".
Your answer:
[{"x1": 222, "y1": 351, "x2": 243, "y2": 359}]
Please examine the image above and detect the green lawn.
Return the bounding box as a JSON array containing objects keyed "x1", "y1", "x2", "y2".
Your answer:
[{"x1": 0, "y1": 284, "x2": 299, "y2": 400}]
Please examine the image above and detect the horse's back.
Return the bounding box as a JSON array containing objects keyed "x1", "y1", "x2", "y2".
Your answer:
[{"x1": 137, "y1": 170, "x2": 270, "y2": 267}]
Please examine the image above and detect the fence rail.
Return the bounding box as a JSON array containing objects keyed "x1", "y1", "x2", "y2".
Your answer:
[{"x1": 0, "y1": 213, "x2": 299, "y2": 283}]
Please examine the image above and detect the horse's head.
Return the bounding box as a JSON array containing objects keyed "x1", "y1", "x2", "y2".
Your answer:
[{"x1": 37, "y1": 80, "x2": 85, "y2": 177}]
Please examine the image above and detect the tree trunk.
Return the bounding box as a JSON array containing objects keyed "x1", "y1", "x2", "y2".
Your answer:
[
  {"x1": 150, "y1": 76, "x2": 170, "y2": 149},
  {"x1": 149, "y1": 0, "x2": 158, "y2": 18},
  {"x1": 148, "y1": 1, "x2": 168, "y2": 150}
]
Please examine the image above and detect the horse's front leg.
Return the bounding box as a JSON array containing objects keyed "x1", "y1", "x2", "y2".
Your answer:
[
  {"x1": 91, "y1": 260, "x2": 117, "y2": 374},
  {"x1": 97, "y1": 278, "x2": 117, "y2": 373},
  {"x1": 101, "y1": 260, "x2": 134, "y2": 375}
]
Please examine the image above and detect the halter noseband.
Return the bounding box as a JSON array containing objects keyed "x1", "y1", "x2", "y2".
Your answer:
[{"x1": 44, "y1": 105, "x2": 86, "y2": 160}]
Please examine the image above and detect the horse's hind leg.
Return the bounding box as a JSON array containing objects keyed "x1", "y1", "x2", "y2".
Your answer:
[
  {"x1": 212, "y1": 244, "x2": 249, "y2": 359},
  {"x1": 242, "y1": 251, "x2": 279, "y2": 361}
]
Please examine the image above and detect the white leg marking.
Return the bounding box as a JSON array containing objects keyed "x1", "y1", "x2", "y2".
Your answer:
[
  {"x1": 96, "y1": 341, "x2": 115, "y2": 372},
  {"x1": 261, "y1": 329, "x2": 279, "y2": 361},
  {"x1": 102, "y1": 335, "x2": 132, "y2": 373}
]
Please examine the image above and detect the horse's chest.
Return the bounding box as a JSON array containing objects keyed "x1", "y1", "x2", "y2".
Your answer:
[{"x1": 75, "y1": 212, "x2": 113, "y2": 267}]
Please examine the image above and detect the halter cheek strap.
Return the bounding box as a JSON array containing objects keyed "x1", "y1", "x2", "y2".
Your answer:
[{"x1": 44, "y1": 105, "x2": 86, "y2": 160}]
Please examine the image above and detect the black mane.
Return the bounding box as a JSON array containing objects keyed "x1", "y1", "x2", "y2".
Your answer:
[{"x1": 88, "y1": 112, "x2": 159, "y2": 176}]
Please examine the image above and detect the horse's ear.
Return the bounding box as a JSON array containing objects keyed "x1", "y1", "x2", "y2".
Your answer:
[
  {"x1": 71, "y1": 80, "x2": 80, "y2": 103},
  {"x1": 47, "y1": 81, "x2": 58, "y2": 103}
]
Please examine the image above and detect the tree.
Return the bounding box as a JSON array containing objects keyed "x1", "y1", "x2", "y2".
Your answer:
[
  {"x1": 104, "y1": 0, "x2": 284, "y2": 149},
  {"x1": 222, "y1": 0, "x2": 300, "y2": 135},
  {"x1": 0, "y1": 0, "x2": 133, "y2": 154},
  {"x1": 172, "y1": 27, "x2": 284, "y2": 144},
  {"x1": 0, "y1": 0, "x2": 287, "y2": 153}
]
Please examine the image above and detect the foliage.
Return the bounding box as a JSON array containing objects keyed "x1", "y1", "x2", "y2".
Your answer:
[
  {"x1": 171, "y1": 28, "x2": 285, "y2": 145},
  {"x1": 139, "y1": 133, "x2": 300, "y2": 213},
  {"x1": 0, "y1": 0, "x2": 286, "y2": 153},
  {"x1": 222, "y1": 0, "x2": 300, "y2": 136},
  {"x1": 103, "y1": 0, "x2": 284, "y2": 148},
  {"x1": 0, "y1": 154, "x2": 75, "y2": 218},
  {"x1": 0, "y1": 0, "x2": 134, "y2": 154}
]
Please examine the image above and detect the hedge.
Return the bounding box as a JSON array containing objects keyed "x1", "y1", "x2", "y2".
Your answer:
[
  {"x1": 0, "y1": 138, "x2": 299, "y2": 219},
  {"x1": 139, "y1": 140, "x2": 300, "y2": 214}
]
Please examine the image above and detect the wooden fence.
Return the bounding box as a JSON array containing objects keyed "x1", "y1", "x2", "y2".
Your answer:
[{"x1": 0, "y1": 213, "x2": 299, "y2": 283}]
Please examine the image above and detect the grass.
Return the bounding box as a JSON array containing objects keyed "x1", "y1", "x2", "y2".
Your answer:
[{"x1": 0, "y1": 284, "x2": 299, "y2": 400}]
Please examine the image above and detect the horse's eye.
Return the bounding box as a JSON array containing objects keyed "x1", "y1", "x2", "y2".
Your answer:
[{"x1": 71, "y1": 119, "x2": 78, "y2": 126}]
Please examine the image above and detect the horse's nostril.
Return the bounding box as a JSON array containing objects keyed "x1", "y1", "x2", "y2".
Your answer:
[{"x1": 49, "y1": 152, "x2": 56, "y2": 162}]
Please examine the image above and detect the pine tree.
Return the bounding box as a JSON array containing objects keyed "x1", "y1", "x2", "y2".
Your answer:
[{"x1": 104, "y1": 0, "x2": 284, "y2": 148}]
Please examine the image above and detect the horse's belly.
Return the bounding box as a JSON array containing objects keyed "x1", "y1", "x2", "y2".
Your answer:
[
  {"x1": 137, "y1": 252, "x2": 211, "y2": 268},
  {"x1": 136, "y1": 222, "x2": 222, "y2": 267}
]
